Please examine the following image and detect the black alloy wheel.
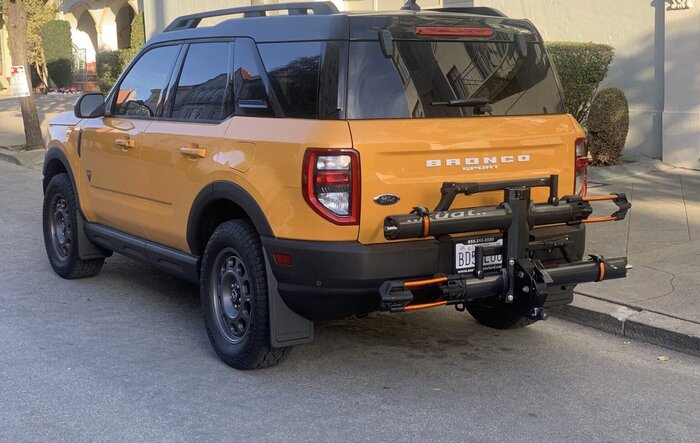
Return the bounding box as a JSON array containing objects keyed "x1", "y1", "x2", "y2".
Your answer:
[{"x1": 211, "y1": 249, "x2": 254, "y2": 343}]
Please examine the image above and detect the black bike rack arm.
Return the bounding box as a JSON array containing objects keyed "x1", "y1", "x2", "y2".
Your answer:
[{"x1": 434, "y1": 174, "x2": 559, "y2": 212}]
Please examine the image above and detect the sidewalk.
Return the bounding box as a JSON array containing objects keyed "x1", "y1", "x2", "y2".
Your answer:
[{"x1": 553, "y1": 159, "x2": 700, "y2": 356}]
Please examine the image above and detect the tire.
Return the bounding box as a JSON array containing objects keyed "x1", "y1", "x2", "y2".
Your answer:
[
  {"x1": 466, "y1": 302, "x2": 537, "y2": 330},
  {"x1": 42, "y1": 173, "x2": 104, "y2": 279},
  {"x1": 200, "y1": 220, "x2": 290, "y2": 370}
]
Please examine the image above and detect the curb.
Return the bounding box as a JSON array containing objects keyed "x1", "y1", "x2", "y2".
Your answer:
[
  {"x1": 551, "y1": 294, "x2": 700, "y2": 357},
  {"x1": 0, "y1": 147, "x2": 46, "y2": 168}
]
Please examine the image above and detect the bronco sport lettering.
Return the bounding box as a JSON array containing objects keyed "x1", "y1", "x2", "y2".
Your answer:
[
  {"x1": 426, "y1": 154, "x2": 532, "y2": 168},
  {"x1": 42, "y1": 1, "x2": 630, "y2": 370}
]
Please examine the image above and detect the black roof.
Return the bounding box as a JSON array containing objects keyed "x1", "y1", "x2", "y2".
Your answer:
[{"x1": 147, "y1": 2, "x2": 540, "y2": 46}]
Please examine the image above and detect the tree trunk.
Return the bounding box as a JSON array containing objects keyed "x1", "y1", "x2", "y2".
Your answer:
[
  {"x1": 35, "y1": 60, "x2": 50, "y2": 89},
  {"x1": 5, "y1": 0, "x2": 45, "y2": 151}
]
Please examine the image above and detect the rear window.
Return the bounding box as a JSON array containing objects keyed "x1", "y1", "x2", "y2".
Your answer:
[{"x1": 347, "y1": 40, "x2": 564, "y2": 119}]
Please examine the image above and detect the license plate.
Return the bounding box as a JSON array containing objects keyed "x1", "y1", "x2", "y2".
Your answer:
[{"x1": 455, "y1": 237, "x2": 503, "y2": 273}]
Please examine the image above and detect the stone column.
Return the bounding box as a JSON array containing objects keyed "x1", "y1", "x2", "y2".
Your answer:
[{"x1": 663, "y1": 3, "x2": 700, "y2": 168}]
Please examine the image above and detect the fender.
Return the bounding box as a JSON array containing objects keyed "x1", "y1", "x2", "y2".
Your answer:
[
  {"x1": 187, "y1": 181, "x2": 274, "y2": 255},
  {"x1": 43, "y1": 145, "x2": 110, "y2": 260},
  {"x1": 43, "y1": 146, "x2": 84, "y2": 218},
  {"x1": 43, "y1": 146, "x2": 76, "y2": 192}
]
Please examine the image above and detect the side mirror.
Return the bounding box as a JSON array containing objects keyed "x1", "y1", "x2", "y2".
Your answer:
[{"x1": 74, "y1": 92, "x2": 105, "y2": 119}]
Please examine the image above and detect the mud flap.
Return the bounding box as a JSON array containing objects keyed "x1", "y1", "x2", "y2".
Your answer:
[
  {"x1": 264, "y1": 247, "x2": 314, "y2": 348},
  {"x1": 77, "y1": 213, "x2": 112, "y2": 260}
]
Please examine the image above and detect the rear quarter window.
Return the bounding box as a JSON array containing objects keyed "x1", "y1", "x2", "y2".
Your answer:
[{"x1": 257, "y1": 42, "x2": 322, "y2": 119}]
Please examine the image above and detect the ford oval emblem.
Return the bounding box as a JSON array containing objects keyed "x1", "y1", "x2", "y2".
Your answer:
[{"x1": 373, "y1": 194, "x2": 401, "y2": 206}]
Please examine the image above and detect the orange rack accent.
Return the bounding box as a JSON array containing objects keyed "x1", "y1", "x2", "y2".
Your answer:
[
  {"x1": 405, "y1": 301, "x2": 448, "y2": 311},
  {"x1": 404, "y1": 276, "x2": 449, "y2": 289},
  {"x1": 583, "y1": 194, "x2": 619, "y2": 202}
]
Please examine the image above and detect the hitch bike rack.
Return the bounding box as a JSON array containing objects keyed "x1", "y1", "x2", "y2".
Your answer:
[{"x1": 379, "y1": 175, "x2": 631, "y2": 319}]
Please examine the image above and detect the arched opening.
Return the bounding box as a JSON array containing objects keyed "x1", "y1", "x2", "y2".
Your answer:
[
  {"x1": 73, "y1": 10, "x2": 97, "y2": 71},
  {"x1": 116, "y1": 4, "x2": 136, "y2": 49}
]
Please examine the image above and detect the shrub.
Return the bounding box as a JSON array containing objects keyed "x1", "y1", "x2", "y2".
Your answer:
[
  {"x1": 96, "y1": 49, "x2": 136, "y2": 93},
  {"x1": 41, "y1": 20, "x2": 73, "y2": 87},
  {"x1": 130, "y1": 12, "x2": 145, "y2": 50},
  {"x1": 545, "y1": 42, "x2": 615, "y2": 125},
  {"x1": 587, "y1": 88, "x2": 629, "y2": 166}
]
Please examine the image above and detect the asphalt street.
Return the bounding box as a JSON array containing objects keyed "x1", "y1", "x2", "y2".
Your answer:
[{"x1": 1, "y1": 160, "x2": 698, "y2": 442}]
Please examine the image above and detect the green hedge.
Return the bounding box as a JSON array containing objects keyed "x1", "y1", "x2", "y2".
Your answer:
[
  {"x1": 41, "y1": 20, "x2": 73, "y2": 87},
  {"x1": 587, "y1": 88, "x2": 629, "y2": 165},
  {"x1": 96, "y1": 49, "x2": 137, "y2": 93},
  {"x1": 545, "y1": 42, "x2": 615, "y2": 125},
  {"x1": 130, "y1": 12, "x2": 145, "y2": 50}
]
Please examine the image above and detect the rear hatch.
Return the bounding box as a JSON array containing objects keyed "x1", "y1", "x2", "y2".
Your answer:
[{"x1": 346, "y1": 12, "x2": 584, "y2": 244}]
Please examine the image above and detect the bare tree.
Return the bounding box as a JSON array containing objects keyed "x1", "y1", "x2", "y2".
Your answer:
[{"x1": 4, "y1": 0, "x2": 44, "y2": 151}]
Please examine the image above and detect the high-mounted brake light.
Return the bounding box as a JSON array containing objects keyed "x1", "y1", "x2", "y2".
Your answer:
[
  {"x1": 302, "y1": 149, "x2": 360, "y2": 225},
  {"x1": 574, "y1": 137, "x2": 589, "y2": 196},
  {"x1": 415, "y1": 27, "x2": 494, "y2": 37}
]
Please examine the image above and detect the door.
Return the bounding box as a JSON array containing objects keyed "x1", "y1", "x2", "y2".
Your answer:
[
  {"x1": 79, "y1": 44, "x2": 181, "y2": 236},
  {"x1": 140, "y1": 41, "x2": 234, "y2": 251}
]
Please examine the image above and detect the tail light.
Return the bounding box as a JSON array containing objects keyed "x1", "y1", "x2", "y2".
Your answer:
[
  {"x1": 574, "y1": 137, "x2": 589, "y2": 196},
  {"x1": 302, "y1": 148, "x2": 360, "y2": 225}
]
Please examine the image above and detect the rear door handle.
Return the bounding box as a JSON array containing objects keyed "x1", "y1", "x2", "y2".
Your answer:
[
  {"x1": 115, "y1": 138, "x2": 135, "y2": 150},
  {"x1": 180, "y1": 146, "x2": 207, "y2": 159}
]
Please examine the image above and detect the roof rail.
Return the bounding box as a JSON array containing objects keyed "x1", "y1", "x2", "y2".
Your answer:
[
  {"x1": 163, "y1": 1, "x2": 340, "y2": 32},
  {"x1": 431, "y1": 7, "x2": 506, "y2": 17}
]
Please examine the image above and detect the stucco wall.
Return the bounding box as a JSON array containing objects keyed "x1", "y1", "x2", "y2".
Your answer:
[
  {"x1": 663, "y1": 6, "x2": 700, "y2": 168},
  {"x1": 464, "y1": 0, "x2": 662, "y2": 159},
  {"x1": 143, "y1": 0, "x2": 252, "y2": 37}
]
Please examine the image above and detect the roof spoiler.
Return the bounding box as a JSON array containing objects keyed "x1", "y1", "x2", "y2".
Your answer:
[
  {"x1": 164, "y1": 1, "x2": 339, "y2": 32},
  {"x1": 430, "y1": 7, "x2": 506, "y2": 17}
]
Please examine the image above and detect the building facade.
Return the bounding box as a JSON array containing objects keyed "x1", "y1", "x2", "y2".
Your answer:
[
  {"x1": 58, "y1": 0, "x2": 143, "y2": 80},
  {"x1": 1, "y1": 0, "x2": 143, "y2": 90}
]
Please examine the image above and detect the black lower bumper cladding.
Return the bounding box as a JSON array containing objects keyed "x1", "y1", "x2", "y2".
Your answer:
[{"x1": 379, "y1": 175, "x2": 631, "y2": 319}]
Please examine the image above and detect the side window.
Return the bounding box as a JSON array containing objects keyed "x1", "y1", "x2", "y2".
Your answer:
[
  {"x1": 171, "y1": 42, "x2": 231, "y2": 121},
  {"x1": 113, "y1": 45, "x2": 180, "y2": 117},
  {"x1": 233, "y1": 39, "x2": 274, "y2": 117},
  {"x1": 258, "y1": 42, "x2": 322, "y2": 119}
]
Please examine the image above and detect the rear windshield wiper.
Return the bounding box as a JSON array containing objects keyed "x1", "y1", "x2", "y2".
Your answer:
[
  {"x1": 430, "y1": 98, "x2": 491, "y2": 108},
  {"x1": 430, "y1": 98, "x2": 493, "y2": 114}
]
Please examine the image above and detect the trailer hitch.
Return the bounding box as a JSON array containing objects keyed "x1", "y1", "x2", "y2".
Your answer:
[{"x1": 378, "y1": 176, "x2": 631, "y2": 315}]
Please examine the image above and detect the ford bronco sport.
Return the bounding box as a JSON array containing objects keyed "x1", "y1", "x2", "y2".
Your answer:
[{"x1": 43, "y1": 1, "x2": 631, "y2": 369}]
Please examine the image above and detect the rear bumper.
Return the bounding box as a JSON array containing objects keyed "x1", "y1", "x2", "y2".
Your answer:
[{"x1": 262, "y1": 224, "x2": 585, "y2": 320}]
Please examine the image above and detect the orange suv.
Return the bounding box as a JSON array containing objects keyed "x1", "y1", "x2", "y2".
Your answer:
[{"x1": 43, "y1": 2, "x2": 630, "y2": 369}]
